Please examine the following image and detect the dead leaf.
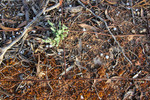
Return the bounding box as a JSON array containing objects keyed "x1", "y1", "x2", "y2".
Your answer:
[
  {"x1": 65, "y1": 6, "x2": 83, "y2": 13},
  {"x1": 106, "y1": 76, "x2": 122, "y2": 83},
  {"x1": 93, "y1": 56, "x2": 101, "y2": 66},
  {"x1": 105, "y1": 0, "x2": 118, "y2": 5},
  {"x1": 80, "y1": 0, "x2": 89, "y2": 5},
  {"x1": 0, "y1": 23, "x2": 20, "y2": 31},
  {"x1": 59, "y1": 0, "x2": 63, "y2": 7},
  {"x1": 135, "y1": 61, "x2": 141, "y2": 66},
  {"x1": 78, "y1": 23, "x2": 96, "y2": 31},
  {"x1": 105, "y1": 8, "x2": 114, "y2": 22},
  {"x1": 38, "y1": 71, "x2": 45, "y2": 78},
  {"x1": 141, "y1": 8, "x2": 144, "y2": 18},
  {"x1": 127, "y1": 36, "x2": 134, "y2": 41}
]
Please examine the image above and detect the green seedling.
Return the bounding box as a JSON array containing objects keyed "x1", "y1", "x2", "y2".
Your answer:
[{"x1": 42, "y1": 20, "x2": 69, "y2": 47}]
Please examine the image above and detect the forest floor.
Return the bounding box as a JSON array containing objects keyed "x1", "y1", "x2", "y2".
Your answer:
[{"x1": 0, "y1": 0, "x2": 150, "y2": 99}]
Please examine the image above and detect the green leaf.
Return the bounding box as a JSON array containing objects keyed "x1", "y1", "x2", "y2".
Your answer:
[
  {"x1": 60, "y1": 34, "x2": 66, "y2": 40},
  {"x1": 62, "y1": 24, "x2": 68, "y2": 29},
  {"x1": 42, "y1": 38, "x2": 52, "y2": 43},
  {"x1": 43, "y1": 20, "x2": 69, "y2": 47},
  {"x1": 57, "y1": 30, "x2": 63, "y2": 35},
  {"x1": 59, "y1": 21, "x2": 62, "y2": 29},
  {"x1": 48, "y1": 20, "x2": 54, "y2": 26},
  {"x1": 52, "y1": 40, "x2": 56, "y2": 46},
  {"x1": 54, "y1": 36, "x2": 60, "y2": 47},
  {"x1": 56, "y1": 40, "x2": 60, "y2": 47},
  {"x1": 55, "y1": 36, "x2": 60, "y2": 41},
  {"x1": 50, "y1": 27, "x2": 56, "y2": 32}
]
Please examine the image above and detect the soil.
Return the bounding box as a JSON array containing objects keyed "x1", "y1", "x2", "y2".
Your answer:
[{"x1": 0, "y1": 0, "x2": 149, "y2": 99}]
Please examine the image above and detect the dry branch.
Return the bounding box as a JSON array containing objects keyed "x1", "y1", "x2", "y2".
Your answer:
[{"x1": 0, "y1": 2, "x2": 61, "y2": 65}]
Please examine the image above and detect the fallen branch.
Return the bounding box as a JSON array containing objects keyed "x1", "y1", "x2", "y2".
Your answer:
[{"x1": 0, "y1": 2, "x2": 61, "y2": 65}]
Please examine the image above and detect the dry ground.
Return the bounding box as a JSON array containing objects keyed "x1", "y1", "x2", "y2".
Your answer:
[{"x1": 0, "y1": 0, "x2": 150, "y2": 99}]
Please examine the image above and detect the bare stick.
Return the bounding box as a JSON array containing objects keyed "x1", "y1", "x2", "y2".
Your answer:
[
  {"x1": 0, "y1": 2, "x2": 60, "y2": 65},
  {"x1": 78, "y1": 0, "x2": 133, "y2": 65}
]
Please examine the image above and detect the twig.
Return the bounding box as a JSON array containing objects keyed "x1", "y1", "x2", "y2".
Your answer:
[
  {"x1": 46, "y1": 65, "x2": 53, "y2": 97},
  {"x1": 36, "y1": 53, "x2": 41, "y2": 77},
  {"x1": 59, "y1": 65, "x2": 74, "y2": 76},
  {"x1": 0, "y1": 2, "x2": 60, "y2": 65},
  {"x1": 93, "y1": 86, "x2": 102, "y2": 100},
  {"x1": 0, "y1": 88, "x2": 12, "y2": 97},
  {"x1": 78, "y1": 0, "x2": 133, "y2": 65},
  {"x1": 129, "y1": 0, "x2": 135, "y2": 24}
]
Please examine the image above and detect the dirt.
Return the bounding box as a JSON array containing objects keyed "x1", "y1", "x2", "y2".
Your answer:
[{"x1": 0, "y1": 0, "x2": 149, "y2": 99}]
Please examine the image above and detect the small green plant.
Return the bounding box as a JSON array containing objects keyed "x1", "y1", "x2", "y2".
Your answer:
[{"x1": 42, "y1": 20, "x2": 69, "y2": 47}]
